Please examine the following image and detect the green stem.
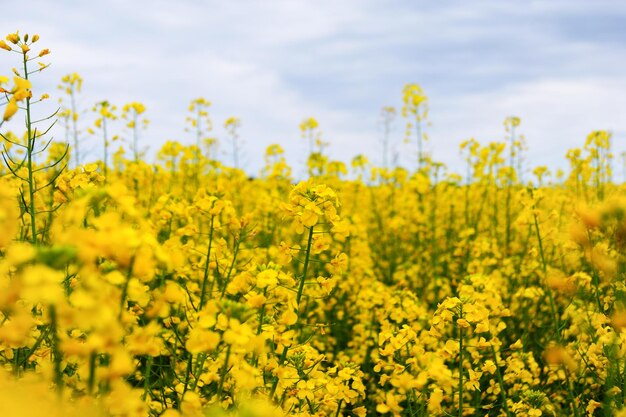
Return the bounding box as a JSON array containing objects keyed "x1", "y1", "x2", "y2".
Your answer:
[
  {"x1": 252, "y1": 289, "x2": 268, "y2": 367},
  {"x1": 416, "y1": 116, "x2": 423, "y2": 170},
  {"x1": 270, "y1": 225, "x2": 315, "y2": 401},
  {"x1": 199, "y1": 215, "x2": 215, "y2": 310},
  {"x1": 490, "y1": 344, "x2": 512, "y2": 417},
  {"x1": 23, "y1": 52, "x2": 37, "y2": 244},
  {"x1": 143, "y1": 356, "x2": 153, "y2": 400},
  {"x1": 70, "y1": 87, "x2": 79, "y2": 167},
  {"x1": 217, "y1": 345, "x2": 231, "y2": 399},
  {"x1": 269, "y1": 346, "x2": 288, "y2": 399},
  {"x1": 118, "y1": 257, "x2": 136, "y2": 319},
  {"x1": 334, "y1": 399, "x2": 343, "y2": 417},
  {"x1": 18, "y1": 325, "x2": 50, "y2": 369},
  {"x1": 220, "y1": 233, "x2": 242, "y2": 299},
  {"x1": 505, "y1": 126, "x2": 515, "y2": 254},
  {"x1": 296, "y1": 225, "x2": 315, "y2": 307},
  {"x1": 102, "y1": 116, "x2": 108, "y2": 179},
  {"x1": 190, "y1": 353, "x2": 207, "y2": 391},
  {"x1": 458, "y1": 306, "x2": 464, "y2": 417},
  {"x1": 532, "y1": 208, "x2": 561, "y2": 337},
  {"x1": 182, "y1": 354, "x2": 193, "y2": 396},
  {"x1": 133, "y1": 113, "x2": 139, "y2": 162},
  {"x1": 532, "y1": 199, "x2": 580, "y2": 417},
  {"x1": 49, "y1": 306, "x2": 63, "y2": 391},
  {"x1": 88, "y1": 352, "x2": 97, "y2": 394}
]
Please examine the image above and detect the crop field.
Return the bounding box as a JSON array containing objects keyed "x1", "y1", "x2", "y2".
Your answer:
[{"x1": 1, "y1": 30, "x2": 626, "y2": 417}]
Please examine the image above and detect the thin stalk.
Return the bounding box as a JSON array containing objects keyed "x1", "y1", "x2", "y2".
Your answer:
[
  {"x1": 458, "y1": 305, "x2": 464, "y2": 417},
  {"x1": 118, "y1": 257, "x2": 136, "y2": 319},
  {"x1": 199, "y1": 215, "x2": 215, "y2": 310},
  {"x1": 190, "y1": 353, "x2": 207, "y2": 391},
  {"x1": 334, "y1": 399, "x2": 344, "y2": 417},
  {"x1": 532, "y1": 201, "x2": 580, "y2": 417},
  {"x1": 143, "y1": 355, "x2": 153, "y2": 400},
  {"x1": 383, "y1": 122, "x2": 389, "y2": 171},
  {"x1": 490, "y1": 344, "x2": 512, "y2": 417},
  {"x1": 18, "y1": 325, "x2": 50, "y2": 370},
  {"x1": 269, "y1": 346, "x2": 288, "y2": 399},
  {"x1": 232, "y1": 133, "x2": 239, "y2": 169},
  {"x1": 23, "y1": 52, "x2": 37, "y2": 244},
  {"x1": 216, "y1": 345, "x2": 231, "y2": 399},
  {"x1": 416, "y1": 116, "x2": 423, "y2": 170},
  {"x1": 133, "y1": 112, "x2": 139, "y2": 162},
  {"x1": 295, "y1": 225, "x2": 315, "y2": 307},
  {"x1": 88, "y1": 352, "x2": 97, "y2": 394},
  {"x1": 532, "y1": 208, "x2": 560, "y2": 336},
  {"x1": 102, "y1": 116, "x2": 108, "y2": 179},
  {"x1": 49, "y1": 305, "x2": 64, "y2": 391},
  {"x1": 505, "y1": 126, "x2": 515, "y2": 254},
  {"x1": 252, "y1": 289, "x2": 267, "y2": 367},
  {"x1": 220, "y1": 233, "x2": 242, "y2": 298},
  {"x1": 195, "y1": 108, "x2": 202, "y2": 186},
  {"x1": 70, "y1": 88, "x2": 79, "y2": 167},
  {"x1": 270, "y1": 225, "x2": 315, "y2": 400},
  {"x1": 182, "y1": 354, "x2": 193, "y2": 396}
]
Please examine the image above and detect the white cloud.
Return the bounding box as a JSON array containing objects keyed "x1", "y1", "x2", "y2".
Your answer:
[
  {"x1": 430, "y1": 76, "x2": 626, "y2": 173},
  {"x1": 1, "y1": 0, "x2": 625, "y2": 177}
]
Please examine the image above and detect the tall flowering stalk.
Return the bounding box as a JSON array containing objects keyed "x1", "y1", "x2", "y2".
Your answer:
[
  {"x1": 186, "y1": 97, "x2": 214, "y2": 160},
  {"x1": 300, "y1": 116, "x2": 320, "y2": 156},
  {"x1": 58, "y1": 73, "x2": 82, "y2": 168},
  {"x1": 0, "y1": 32, "x2": 69, "y2": 395},
  {"x1": 122, "y1": 102, "x2": 148, "y2": 162},
  {"x1": 402, "y1": 83, "x2": 428, "y2": 170},
  {"x1": 269, "y1": 181, "x2": 343, "y2": 399},
  {"x1": 379, "y1": 106, "x2": 396, "y2": 172},
  {"x1": 90, "y1": 100, "x2": 118, "y2": 178},
  {"x1": 0, "y1": 32, "x2": 65, "y2": 244},
  {"x1": 224, "y1": 116, "x2": 242, "y2": 169}
]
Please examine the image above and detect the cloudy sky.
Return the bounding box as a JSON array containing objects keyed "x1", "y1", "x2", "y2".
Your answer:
[{"x1": 2, "y1": 0, "x2": 626, "y2": 177}]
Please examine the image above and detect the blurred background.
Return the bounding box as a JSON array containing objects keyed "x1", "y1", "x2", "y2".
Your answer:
[{"x1": 1, "y1": 0, "x2": 625, "y2": 176}]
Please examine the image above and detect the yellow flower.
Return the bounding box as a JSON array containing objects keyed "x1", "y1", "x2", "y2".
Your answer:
[
  {"x1": 0, "y1": 308, "x2": 35, "y2": 348},
  {"x1": 466, "y1": 369, "x2": 482, "y2": 391},
  {"x1": 6, "y1": 32, "x2": 19, "y2": 44},
  {"x1": 299, "y1": 117, "x2": 318, "y2": 131},
  {"x1": 256, "y1": 269, "x2": 278, "y2": 288},
  {"x1": 279, "y1": 309, "x2": 298, "y2": 326},
  {"x1": 3, "y1": 98, "x2": 17, "y2": 121},
  {"x1": 353, "y1": 406, "x2": 367, "y2": 417},
  {"x1": 186, "y1": 328, "x2": 220, "y2": 354},
  {"x1": 376, "y1": 392, "x2": 402, "y2": 415},
  {"x1": 482, "y1": 360, "x2": 497, "y2": 375},
  {"x1": 296, "y1": 379, "x2": 316, "y2": 400},
  {"x1": 456, "y1": 318, "x2": 470, "y2": 328},
  {"x1": 12, "y1": 77, "x2": 32, "y2": 101},
  {"x1": 428, "y1": 388, "x2": 444, "y2": 413},
  {"x1": 20, "y1": 264, "x2": 65, "y2": 305},
  {"x1": 246, "y1": 292, "x2": 266, "y2": 308},
  {"x1": 126, "y1": 322, "x2": 164, "y2": 356},
  {"x1": 586, "y1": 400, "x2": 601, "y2": 416},
  {"x1": 223, "y1": 319, "x2": 253, "y2": 347},
  {"x1": 300, "y1": 202, "x2": 321, "y2": 227}
]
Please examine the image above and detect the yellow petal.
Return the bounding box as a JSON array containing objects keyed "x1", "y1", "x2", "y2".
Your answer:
[{"x1": 3, "y1": 98, "x2": 18, "y2": 121}]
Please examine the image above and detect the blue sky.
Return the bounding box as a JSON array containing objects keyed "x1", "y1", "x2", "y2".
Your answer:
[{"x1": 2, "y1": 0, "x2": 626, "y2": 177}]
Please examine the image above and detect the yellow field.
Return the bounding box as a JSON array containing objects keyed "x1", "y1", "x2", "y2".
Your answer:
[{"x1": 0, "y1": 31, "x2": 625, "y2": 417}]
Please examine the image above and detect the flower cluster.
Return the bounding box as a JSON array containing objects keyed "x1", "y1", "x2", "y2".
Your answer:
[{"x1": 0, "y1": 30, "x2": 625, "y2": 417}]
